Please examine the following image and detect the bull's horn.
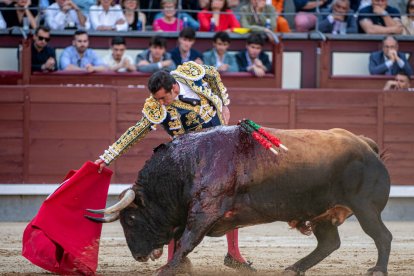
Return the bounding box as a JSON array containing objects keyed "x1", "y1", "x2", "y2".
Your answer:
[
  {"x1": 84, "y1": 212, "x2": 120, "y2": 223},
  {"x1": 86, "y1": 189, "x2": 135, "y2": 214}
]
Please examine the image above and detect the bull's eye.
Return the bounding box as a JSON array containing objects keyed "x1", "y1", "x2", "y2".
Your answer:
[{"x1": 126, "y1": 215, "x2": 136, "y2": 226}]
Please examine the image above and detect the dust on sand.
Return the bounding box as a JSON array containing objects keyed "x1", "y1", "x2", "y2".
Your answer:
[{"x1": 1, "y1": 221, "x2": 413, "y2": 275}]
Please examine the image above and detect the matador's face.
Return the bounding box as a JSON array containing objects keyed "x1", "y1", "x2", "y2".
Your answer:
[{"x1": 152, "y1": 83, "x2": 179, "y2": 106}]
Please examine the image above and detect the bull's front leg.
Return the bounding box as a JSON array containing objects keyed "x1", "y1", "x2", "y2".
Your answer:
[{"x1": 156, "y1": 208, "x2": 222, "y2": 276}]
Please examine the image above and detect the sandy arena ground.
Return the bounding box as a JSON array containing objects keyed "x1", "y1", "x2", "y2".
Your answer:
[{"x1": 0, "y1": 221, "x2": 413, "y2": 275}]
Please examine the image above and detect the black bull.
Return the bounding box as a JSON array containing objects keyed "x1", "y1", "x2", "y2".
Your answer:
[{"x1": 87, "y1": 126, "x2": 392, "y2": 276}]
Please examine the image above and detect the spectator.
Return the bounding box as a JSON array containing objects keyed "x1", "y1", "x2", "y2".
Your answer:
[
  {"x1": 203, "y1": 31, "x2": 238, "y2": 72},
  {"x1": 122, "y1": 0, "x2": 146, "y2": 31},
  {"x1": 271, "y1": 0, "x2": 291, "y2": 32},
  {"x1": 240, "y1": 0, "x2": 290, "y2": 34},
  {"x1": 45, "y1": 0, "x2": 89, "y2": 30},
  {"x1": 294, "y1": 0, "x2": 332, "y2": 32},
  {"x1": 1, "y1": 0, "x2": 38, "y2": 29},
  {"x1": 369, "y1": 36, "x2": 413, "y2": 76},
  {"x1": 136, "y1": 36, "x2": 176, "y2": 73},
  {"x1": 169, "y1": 27, "x2": 203, "y2": 66},
  {"x1": 103, "y1": 36, "x2": 135, "y2": 72},
  {"x1": 89, "y1": 0, "x2": 128, "y2": 31},
  {"x1": 154, "y1": 2, "x2": 200, "y2": 31},
  {"x1": 59, "y1": 30, "x2": 108, "y2": 72},
  {"x1": 402, "y1": 0, "x2": 414, "y2": 35},
  {"x1": 235, "y1": 32, "x2": 271, "y2": 77},
  {"x1": 358, "y1": 0, "x2": 403, "y2": 34},
  {"x1": 198, "y1": 0, "x2": 240, "y2": 32},
  {"x1": 318, "y1": 0, "x2": 358, "y2": 34},
  {"x1": 0, "y1": 11, "x2": 5, "y2": 29},
  {"x1": 383, "y1": 71, "x2": 413, "y2": 91},
  {"x1": 152, "y1": 0, "x2": 183, "y2": 32},
  {"x1": 31, "y1": 26, "x2": 56, "y2": 72}
]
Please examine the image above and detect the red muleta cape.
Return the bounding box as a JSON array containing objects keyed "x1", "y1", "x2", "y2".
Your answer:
[{"x1": 22, "y1": 161, "x2": 113, "y2": 275}]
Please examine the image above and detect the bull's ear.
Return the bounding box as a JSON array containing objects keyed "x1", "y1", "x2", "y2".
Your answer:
[
  {"x1": 130, "y1": 182, "x2": 146, "y2": 208},
  {"x1": 136, "y1": 191, "x2": 146, "y2": 208}
]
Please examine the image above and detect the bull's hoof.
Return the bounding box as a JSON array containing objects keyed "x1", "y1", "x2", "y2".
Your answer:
[
  {"x1": 154, "y1": 265, "x2": 174, "y2": 276},
  {"x1": 176, "y1": 257, "x2": 193, "y2": 275},
  {"x1": 154, "y1": 257, "x2": 193, "y2": 276},
  {"x1": 223, "y1": 253, "x2": 257, "y2": 273},
  {"x1": 366, "y1": 266, "x2": 387, "y2": 276},
  {"x1": 283, "y1": 266, "x2": 305, "y2": 276}
]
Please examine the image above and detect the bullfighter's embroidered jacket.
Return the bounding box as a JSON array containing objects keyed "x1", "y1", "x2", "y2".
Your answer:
[{"x1": 99, "y1": 61, "x2": 230, "y2": 165}]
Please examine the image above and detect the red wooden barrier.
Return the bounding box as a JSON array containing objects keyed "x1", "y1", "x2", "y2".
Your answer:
[{"x1": 0, "y1": 86, "x2": 413, "y2": 184}]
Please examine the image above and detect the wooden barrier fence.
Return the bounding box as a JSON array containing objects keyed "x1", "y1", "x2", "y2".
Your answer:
[{"x1": 0, "y1": 86, "x2": 413, "y2": 185}]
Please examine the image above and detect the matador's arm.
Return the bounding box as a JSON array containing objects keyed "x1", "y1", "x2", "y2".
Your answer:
[
  {"x1": 98, "y1": 97, "x2": 167, "y2": 165},
  {"x1": 99, "y1": 117, "x2": 152, "y2": 165}
]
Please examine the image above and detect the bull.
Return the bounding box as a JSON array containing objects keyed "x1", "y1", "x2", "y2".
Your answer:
[{"x1": 86, "y1": 125, "x2": 392, "y2": 276}]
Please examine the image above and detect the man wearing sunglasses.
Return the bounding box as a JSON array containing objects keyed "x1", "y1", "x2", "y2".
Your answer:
[{"x1": 32, "y1": 26, "x2": 57, "y2": 72}]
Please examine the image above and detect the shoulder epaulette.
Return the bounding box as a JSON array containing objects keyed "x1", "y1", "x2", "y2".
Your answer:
[
  {"x1": 142, "y1": 96, "x2": 167, "y2": 124},
  {"x1": 171, "y1": 61, "x2": 205, "y2": 81}
]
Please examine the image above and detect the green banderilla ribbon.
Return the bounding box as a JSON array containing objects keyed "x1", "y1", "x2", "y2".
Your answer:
[
  {"x1": 245, "y1": 119, "x2": 288, "y2": 151},
  {"x1": 239, "y1": 120, "x2": 279, "y2": 155}
]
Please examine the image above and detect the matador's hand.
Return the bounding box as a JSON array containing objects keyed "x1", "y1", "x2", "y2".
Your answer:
[
  {"x1": 222, "y1": 106, "x2": 230, "y2": 125},
  {"x1": 95, "y1": 159, "x2": 106, "y2": 173}
]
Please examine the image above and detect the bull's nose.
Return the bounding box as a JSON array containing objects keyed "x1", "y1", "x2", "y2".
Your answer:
[
  {"x1": 133, "y1": 254, "x2": 149, "y2": 262},
  {"x1": 152, "y1": 248, "x2": 163, "y2": 259}
]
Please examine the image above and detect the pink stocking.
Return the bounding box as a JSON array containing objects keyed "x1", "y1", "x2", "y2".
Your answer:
[
  {"x1": 167, "y1": 239, "x2": 175, "y2": 262},
  {"x1": 226, "y1": 229, "x2": 246, "y2": 263}
]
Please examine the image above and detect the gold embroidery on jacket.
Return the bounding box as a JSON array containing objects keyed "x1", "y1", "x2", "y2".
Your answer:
[
  {"x1": 171, "y1": 61, "x2": 205, "y2": 81},
  {"x1": 185, "y1": 111, "x2": 201, "y2": 128},
  {"x1": 100, "y1": 117, "x2": 152, "y2": 165},
  {"x1": 142, "y1": 97, "x2": 167, "y2": 124},
  {"x1": 166, "y1": 106, "x2": 185, "y2": 137}
]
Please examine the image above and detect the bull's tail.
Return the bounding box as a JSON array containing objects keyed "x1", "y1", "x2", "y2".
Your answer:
[{"x1": 358, "y1": 135, "x2": 390, "y2": 162}]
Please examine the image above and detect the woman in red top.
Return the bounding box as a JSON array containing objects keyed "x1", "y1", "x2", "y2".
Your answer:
[{"x1": 198, "y1": 0, "x2": 240, "y2": 32}]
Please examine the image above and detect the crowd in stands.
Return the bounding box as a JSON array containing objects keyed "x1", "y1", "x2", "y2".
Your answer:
[
  {"x1": 0, "y1": 0, "x2": 413, "y2": 34},
  {"x1": 2, "y1": 0, "x2": 412, "y2": 87},
  {"x1": 31, "y1": 26, "x2": 273, "y2": 77}
]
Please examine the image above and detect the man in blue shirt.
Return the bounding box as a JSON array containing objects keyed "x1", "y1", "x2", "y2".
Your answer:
[
  {"x1": 203, "y1": 31, "x2": 239, "y2": 72},
  {"x1": 59, "y1": 30, "x2": 107, "y2": 72},
  {"x1": 169, "y1": 27, "x2": 203, "y2": 66},
  {"x1": 235, "y1": 33, "x2": 272, "y2": 77}
]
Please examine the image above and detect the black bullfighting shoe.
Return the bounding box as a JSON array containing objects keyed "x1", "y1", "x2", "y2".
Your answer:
[{"x1": 224, "y1": 253, "x2": 257, "y2": 272}]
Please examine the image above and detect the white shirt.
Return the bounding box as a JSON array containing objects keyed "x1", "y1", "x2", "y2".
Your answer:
[
  {"x1": 102, "y1": 52, "x2": 134, "y2": 72},
  {"x1": 383, "y1": 54, "x2": 405, "y2": 69},
  {"x1": 0, "y1": 11, "x2": 6, "y2": 29},
  {"x1": 176, "y1": 81, "x2": 200, "y2": 100},
  {"x1": 89, "y1": 4, "x2": 128, "y2": 31},
  {"x1": 45, "y1": 3, "x2": 90, "y2": 30},
  {"x1": 213, "y1": 49, "x2": 224, "y2": 68}
]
